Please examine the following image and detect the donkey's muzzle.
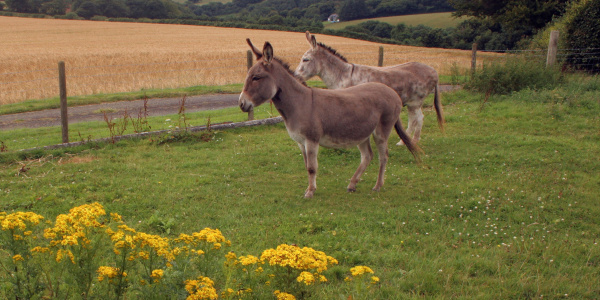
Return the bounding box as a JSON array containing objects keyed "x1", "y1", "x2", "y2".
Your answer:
[{"x1": 238, "y1": 92, "x2": 254, "y2": 113}]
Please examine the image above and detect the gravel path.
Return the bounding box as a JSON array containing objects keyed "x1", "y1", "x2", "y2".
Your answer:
[{"x1": 0, "y1": 94, "x2": 239, "y2": 130}]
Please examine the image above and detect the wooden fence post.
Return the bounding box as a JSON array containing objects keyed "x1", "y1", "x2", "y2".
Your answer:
[
  {"x1": 247, "y1": 50, "x2": 253, "y2": 70},
  {"x1": 58, "y1": 61, "x2": 68, "y2": 143},
  {"x1": 546, "y1": 30, "x2": 559, "y2": 67},
  {"x1": 378, "y1": 46, "x2": 384, "y2": 67},
  {"x1": 471, "y1": 43, "x2": 478, "y2": 75},
  {"x1": 246, "y1": 50, "x2": 254, "y2": 121}
]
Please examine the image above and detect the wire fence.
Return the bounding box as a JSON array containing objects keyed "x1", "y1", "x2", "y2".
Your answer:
[
  {"x1": 0, "y1": 47, "x2": 476, "y2": 106},
  {"x1": 1, "y1": 46, "x2": 598, "y2": 107}
]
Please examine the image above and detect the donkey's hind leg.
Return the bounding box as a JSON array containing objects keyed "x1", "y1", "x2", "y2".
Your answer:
[
  {"x1": 348, "y1": 139, "x2": 373, "y2": 192},
  {"x1": 372, "y1": 132, "x2": 389, "y2": 191},
  {"x1": 397, "y1": 105, "x2": 424, "y2": 145}
]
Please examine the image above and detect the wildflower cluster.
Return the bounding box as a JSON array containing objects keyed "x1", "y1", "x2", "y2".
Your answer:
[
  {"x1": 175, "y1": 227, "x2": 231, "y2": 251},
  {"x1": 344, "y1": 265, "x2": 380, "y2": 298},
  {"x1": 274, "y1": 290, "x2": 297, "y2": 300},
  {"x1": 1, "y1": 211, "x2": 44, "y2": 231},
  {"x1": 0, "y1": 211, "x2": 44, "y2": 253},
  {"x1": 97, "y1": 266, "x2": 126, "y2": 282},
  {"x1": 261, "y1": 244, "x2": 337, "y2": 284},
  {"x1": 346, "y1": 265, "x2": 380, "y2": 285},
  {"x1": 43, "y1": 202, "x2": 107, "y2": 263},
  {"x1": 1, "y1": 203, "x2": 380, "y2": 299},
  {"x1": 185, "y1": 276, "x2": 218, "y2": 300}
]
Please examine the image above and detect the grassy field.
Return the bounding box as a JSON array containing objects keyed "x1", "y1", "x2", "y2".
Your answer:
[
  {"x1": 0, "y1": 16, "x2": 493, "y2": 106},
  {"x1": 1, "y1": 76, "x2": 599, "y2": 298},
  {"x1": 324, "y1": 12, "x2": 468, "y2": 30}
]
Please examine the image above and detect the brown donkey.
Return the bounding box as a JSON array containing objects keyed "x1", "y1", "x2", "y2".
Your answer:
[
  {"x1": 239, "y1": 39, "x2": 420, "y2": 198},
  {"x1": 295, "y1": 32, "x2": 445, "y2": 145}
]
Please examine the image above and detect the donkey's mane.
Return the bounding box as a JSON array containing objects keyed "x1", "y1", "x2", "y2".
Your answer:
[
  {"x1": 273, "y1": 56, "x2": 307, "y2": 86},
  {"x1": 317, "y1": 42, "x2": 348, "y2": 63}
]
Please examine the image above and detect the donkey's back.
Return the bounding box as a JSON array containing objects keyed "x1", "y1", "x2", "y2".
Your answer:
[{"x1": 361, "y1": 62, "x2": 438, "y2": 106}]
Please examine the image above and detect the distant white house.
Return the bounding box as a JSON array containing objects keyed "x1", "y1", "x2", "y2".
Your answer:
[{"x1": 327, "y1": 14, "x2": 340, "y2": 23}]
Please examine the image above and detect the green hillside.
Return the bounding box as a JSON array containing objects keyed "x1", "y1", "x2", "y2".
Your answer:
[{"x1": 324, "y1": 12, "x2": 467, "y2": 30}]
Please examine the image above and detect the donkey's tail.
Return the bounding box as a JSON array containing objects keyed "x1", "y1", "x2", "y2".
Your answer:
[
  {"x1": 434, "y1": 84, "x2": 445, "y2": 132},
  {"x1": 395, "y1": 119, "x2": 422, "y2": 163}
]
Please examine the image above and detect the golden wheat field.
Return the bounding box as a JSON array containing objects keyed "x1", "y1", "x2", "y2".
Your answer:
[{"x1": 0, "y1": 16, "x2": 498, "y2": 105}]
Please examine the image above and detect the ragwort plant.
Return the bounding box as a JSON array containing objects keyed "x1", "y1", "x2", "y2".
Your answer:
[
  {"x1": 0, "y1": 211, "x2": 45, "y2": 299},
  {"x1": 1, "y1": 203, "x2": 379, "y2": 299}
]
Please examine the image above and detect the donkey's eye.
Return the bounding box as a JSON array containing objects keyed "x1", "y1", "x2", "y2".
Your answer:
[
  {"x1": 252, "y1": 76, "x2": 261, "y2": 81},
  {"x1": 302, "y1": 58, "x2": 310, "y2": 62}
]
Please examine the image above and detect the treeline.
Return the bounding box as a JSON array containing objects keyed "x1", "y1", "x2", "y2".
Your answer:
[
  {"x1": 3, "y1": 0, "x2": 598, "y2": 72},
  {"x1": 335, "y1": 19, "x2": 531, "y2": 50},
  {"x1": 2, "y1": 0, "x2": 191, "y2": 19},
  {"x1": 193, "y1": 0, "x2": 452, "y2": 22},
  {"x1": 1, "y1": 0, "x2": 452, "y2": 25}
]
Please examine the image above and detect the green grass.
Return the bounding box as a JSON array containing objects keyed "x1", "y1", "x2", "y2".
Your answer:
[
  {"x1": 1, "y1": 76, "x2": 599, "y2": 298},
  {"x1": 324, "y1": 12, "x2": 468, "y2": 30}
]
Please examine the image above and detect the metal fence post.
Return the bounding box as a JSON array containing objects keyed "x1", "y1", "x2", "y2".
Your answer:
[
  {"x1": 246, "y1": 50, "x2": 254, "y2": 121},
  {"x1": 58, "y1": 61, "x2": 69, "y2": 143},
  {"x1": 546, "y1": 30, "x2": 559, "y2": 67}
]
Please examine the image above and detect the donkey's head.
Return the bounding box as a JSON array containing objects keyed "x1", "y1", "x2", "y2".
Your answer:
[
  {"x1": 239, "y1": 39, "x2": 278, "y2": 113},
  {"x1": 294, "y1": 31, "x2": 321, "y2": 81},
  {"x1": 295, "y1": 31, "x2": 349, "y2": 82}
]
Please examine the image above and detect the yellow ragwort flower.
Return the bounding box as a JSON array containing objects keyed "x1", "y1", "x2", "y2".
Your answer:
[
  {"x1": 260, "y1": 244, "x2": 338, "y2": 273},
  {"x1": 97, "y1": 266, "x2": 126, "y2": 282},
  {"x1": 350, "y1": 265, "x2": 375, "y2": 277},
  {"x1": 239, "y1": 254, "x2": 260, "y2": 266},
  {"x1": 184, "y1": 276, "x2": 218, "y2": 300},
  {"x1": 1, "y1": 211, "x2": 44, "y2": 231},
  {"x1": 12, "y1": 254, "x2": 25, "y2": 262},
  {"x1": 151, "y1": 269, "x2": 164, "y2": 283},
  {"x1": 274, "y1": 290, "x2": 296, "y2": 300},
  {"x1": 296, "y1": 271, "x2": 315, "y2": 285}
]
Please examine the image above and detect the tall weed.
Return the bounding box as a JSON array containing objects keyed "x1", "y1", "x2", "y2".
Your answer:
[{"x1": 465, "y1": 55, "x2": 564, "y2": 95}]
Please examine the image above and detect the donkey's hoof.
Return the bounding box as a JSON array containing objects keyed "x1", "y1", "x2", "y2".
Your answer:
[
  {"x1": 347, "y1": 187, "x2": 356, "y2": 193},
  {"x1": 372, "y1": 186, "x2": 381, "y2": 192},
  {"x1": 304, "y1": 190, "x2": 315, "y2": 198}
]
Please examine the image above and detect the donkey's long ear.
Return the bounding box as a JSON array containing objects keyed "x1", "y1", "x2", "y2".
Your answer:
[
  {"x1": 263, "y1": 42, "x2": 273, "y2": 64},
  {"x1": 305, "y1": 31, "x2": 317, "y2": 49},
  {"x1": 247, "y1": 38, "x2": 262, "y2": 59}
]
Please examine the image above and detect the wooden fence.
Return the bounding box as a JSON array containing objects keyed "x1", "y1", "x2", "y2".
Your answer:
[{"x1": 37, "y1": 31, "x2": 562, "y2": 144}]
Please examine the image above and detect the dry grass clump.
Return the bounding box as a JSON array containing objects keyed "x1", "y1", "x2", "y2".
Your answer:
[{"x1": 0, "y1": 16, "x2": 490, "y2": 105}]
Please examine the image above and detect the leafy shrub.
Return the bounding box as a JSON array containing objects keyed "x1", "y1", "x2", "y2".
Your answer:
[
  {"x1": 465, "y1": 55, "x2": 564, "y2": 95},
  {"x1": 565, "y1": 0, "x2": 600, "y2": 73}
]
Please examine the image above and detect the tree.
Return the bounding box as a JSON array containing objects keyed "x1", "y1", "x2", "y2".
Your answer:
[
  {"x1": 76, "y1": 0, "x2": 98, "y2": 18},
  {"x1": 40, "y1": 0, "x2": 68, "y2": 15},
  {"x1": 449, "y1": 0, "x2": 569, "y2": 33},
  {"x1": 5, "y1": 0, "x2": 38, "y2": 13},
  {"x1": 339, "y1": 0, "x2": 370, "y2": 21},
  {"x1": 565, "y1": 0, "x2": 600, "y2": 72}
]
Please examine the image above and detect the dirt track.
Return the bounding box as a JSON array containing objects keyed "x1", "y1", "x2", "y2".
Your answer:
[
  {"x1": 0, "y1": 85, "x2": 459, "y2": 131},
  {"x1": 0, "y1": 94, "x2": 239, "y2": 131}
]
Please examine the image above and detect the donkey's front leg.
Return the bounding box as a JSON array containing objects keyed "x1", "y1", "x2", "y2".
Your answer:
[
  {"x1": 303, "y1": 141, "x2": 319, "y2": 198},
  {"x1": 348, "y1": 140, "x2": 373, "y2": 192}
]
